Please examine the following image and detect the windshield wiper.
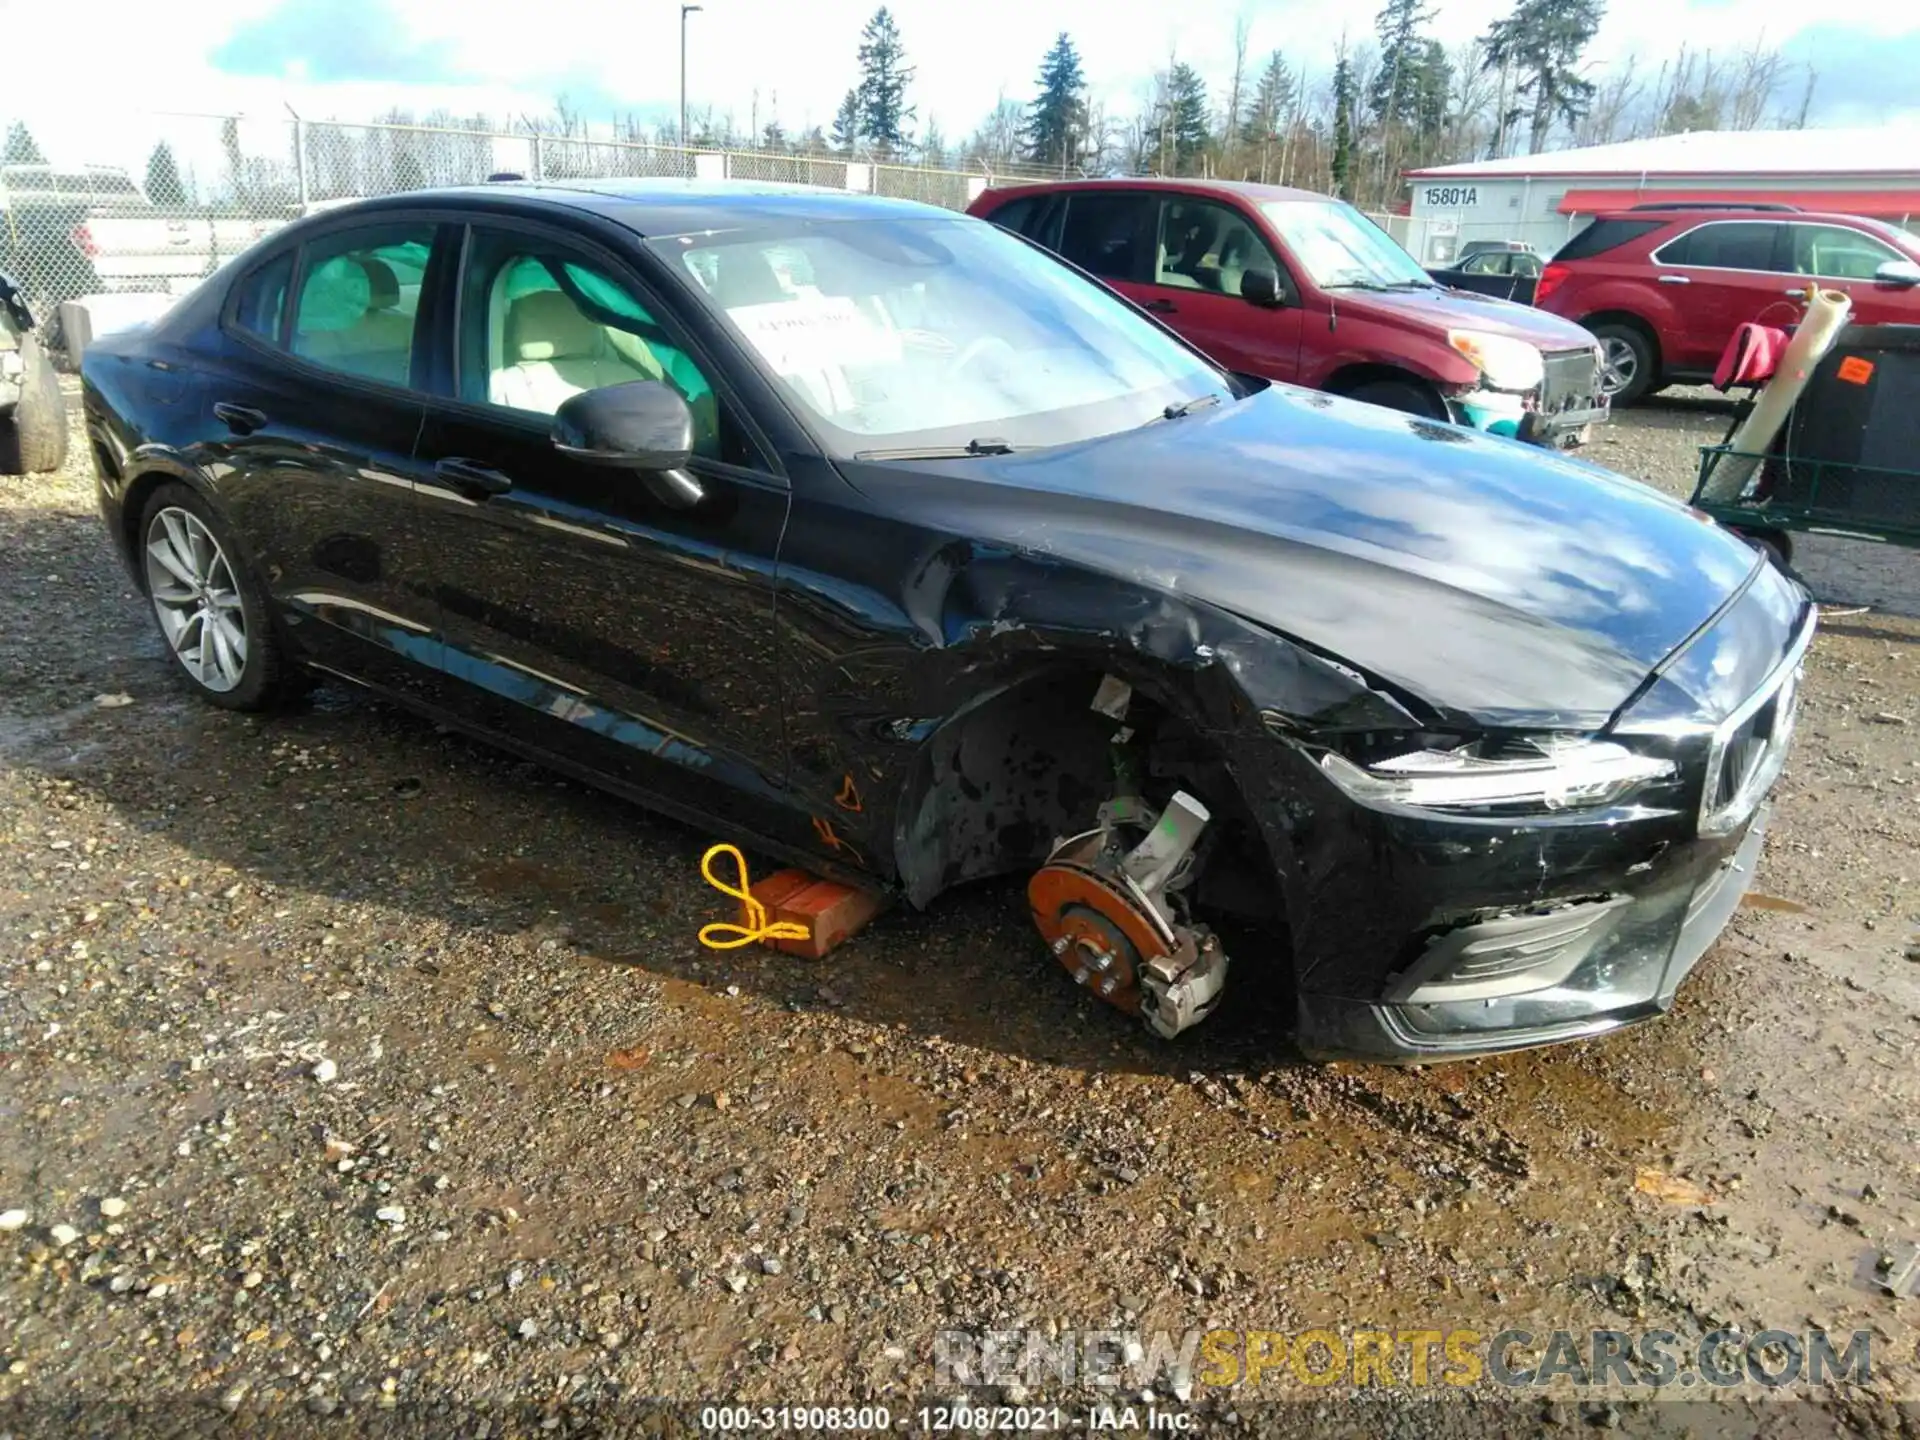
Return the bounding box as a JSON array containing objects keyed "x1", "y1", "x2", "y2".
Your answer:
[
  {"x1": 1323, "y1": 279, "x2": 1393, "y2": 292},
  {"x1": 1161, "y1": 393, "x2": 1224, "y2": 421},
  {"x1": 852, "y1": 437, "x2": 1017, "y2": 461}
]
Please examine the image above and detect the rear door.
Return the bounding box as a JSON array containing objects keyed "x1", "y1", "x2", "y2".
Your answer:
[
  {"x1": 204, "y1": 219, "x2": 448, "y2": 696},
  {"x1": 1652, "y1": 221, "x2": 1793, "y2": 372},
  {"x1": 1130, "y1": 194, "x2": 1303, "y2": 381},
  {"x1": 1052, "y1": 190, "x2": 1157, "y2": 303}
]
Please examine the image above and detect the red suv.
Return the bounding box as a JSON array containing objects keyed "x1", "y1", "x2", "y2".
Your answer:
[
  {"x1": 1536, "y1": 204, "x2": 1920, "y2": 405},
  {"x1": 969, "y1": 177, "x2": 1608, "y2": 447}
]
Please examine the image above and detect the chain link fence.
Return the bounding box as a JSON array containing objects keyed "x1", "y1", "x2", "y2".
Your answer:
[{"x1": 0, "y1": 111, "x2": 1055, "y2": 333}]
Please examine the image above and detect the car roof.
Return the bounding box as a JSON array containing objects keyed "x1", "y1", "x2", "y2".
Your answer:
[
  {"x1": 310, "y1": 177, "x2": 960, "y2": 238},
  {"x1": 982, "y1": 176, "x2": 1331, "y2": 205},
  {"x1": 1591, "y1": 205, "x2": 1891, "y2": 226}
]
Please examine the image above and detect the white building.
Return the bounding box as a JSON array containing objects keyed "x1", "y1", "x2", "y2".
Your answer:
[{"x1": 1402, "y1": 128, "x2": 1920, "y2": 265}]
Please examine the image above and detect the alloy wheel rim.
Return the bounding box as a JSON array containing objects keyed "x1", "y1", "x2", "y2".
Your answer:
[
  {"x1": 144, "y1": 507, "x2": 248, "y2": 693},
  {"x1": 1598, "y1": 337, "x2": 1638, "y2": 395}
]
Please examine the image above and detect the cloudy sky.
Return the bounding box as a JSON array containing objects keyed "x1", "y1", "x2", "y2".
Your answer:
[{"x1": 4, "y1": 0, "x2": 1919, "y2": 169}]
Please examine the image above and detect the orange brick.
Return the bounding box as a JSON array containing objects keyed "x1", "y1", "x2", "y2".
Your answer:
[{"x1": 738, "y1": 870, "x2": 883, "y2": 959}]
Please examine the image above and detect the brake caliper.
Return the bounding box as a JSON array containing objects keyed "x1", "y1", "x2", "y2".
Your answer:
[{"x1": 1027, "y1": 789, "x2": 1229, "y2": 1039}]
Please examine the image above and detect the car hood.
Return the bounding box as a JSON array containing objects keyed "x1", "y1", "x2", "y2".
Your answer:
[
  {"x1": 846, "y1": 386, "x2": 1777, "y2": 728},
  {"x1": 1334, "y1": 283, "x2": 1593, "y2": 349}
]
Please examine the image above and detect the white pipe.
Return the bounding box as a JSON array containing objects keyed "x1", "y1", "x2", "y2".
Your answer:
[{"x1": 1700, "y1": 287, "x2": 1853, "y2": 502}]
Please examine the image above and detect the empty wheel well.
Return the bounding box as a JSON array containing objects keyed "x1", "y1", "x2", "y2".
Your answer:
[{"x1": 892, "y1": 665, "x2": 1286, "y2": 934}]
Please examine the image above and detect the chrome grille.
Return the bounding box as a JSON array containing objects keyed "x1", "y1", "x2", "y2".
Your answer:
[
  {"x1": 1539, "y1": 348, "x2": 1603, "y2": 414},
  {"x1": 1699, "y1": 614, "x2": 1815, "y2": 836}
]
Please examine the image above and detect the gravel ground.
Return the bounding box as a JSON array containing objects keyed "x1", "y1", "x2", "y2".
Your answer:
[{"x1": 1, "y1": 388, "x2": 1917, "y2": 1437}]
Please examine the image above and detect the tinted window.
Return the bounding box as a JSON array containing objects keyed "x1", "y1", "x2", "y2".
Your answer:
[
  {"x1": 1552, "y1": 219, "x2": 1665, "y2": 262},
  {"x1": 1660, "y1": 222, "x2": 1782, "y2": 271},
  {"x1": 1789, "y1": 223, "x2": 1901, "y2": 280},
  {"x1": 230, "y1": 251, "x2": 293, "y2": 342},
  {"x1": 1460, "y1": 252, "x2": 1507, "y2": 275},
  {"x1": 1155, "y1": 198, "x2": 1282, "y2": 299},
  {"x1": 985, "y1": 195, "x2": 1039, "y2": 236},
  {"x1": 288, "y1": 224, "x2": 434, "y2": 385},
  {"x1": 459, "y1": 227, "x2": 734, "y2": 463},
  {"x1": 1057, "y1": 193, "x2": 1153, "y2": 282}
]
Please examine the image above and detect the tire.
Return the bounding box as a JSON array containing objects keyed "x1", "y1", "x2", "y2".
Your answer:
[
  {"x1": 1588, "y1": 322, "x2": 1656, "y2": 408},
  {"x1": 1345, "y1": 378, "x2": 1449, "y2": 420},
  {"x1": 138, "y1": 482, "x2": 307, "y2": 711},
  {"x1": 0, "y1": 334, "x2": 68, "y2": 475},
  {"x1": 1736, "y1": 526, "x2": 1794, "y2": 571}
]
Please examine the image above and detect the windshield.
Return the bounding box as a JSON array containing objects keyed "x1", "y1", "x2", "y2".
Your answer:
[
  {"x1": 1258, "y1": 200, "x2": 1431, "y2": 289},
  {"x1": 655, "y1": 217, "x2": 1225, "y2": 454}
]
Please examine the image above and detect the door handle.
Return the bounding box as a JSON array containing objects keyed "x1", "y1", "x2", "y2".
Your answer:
[
  {"x1": 1142, "y1": 298, "x2": 1178, "y2": 314},
  {"x1": 1656, "y1": 274, "x2": 1690, "y2": 285},
  {"x1": 212, "y1": 402, "x2": 267, "y2": 435},
  {"x1": 434, "y1": 456, "x2": 514, "y2": 500},
  {"x1": 1783, "y1": 287, "x2": 1811, "y2": 298}
]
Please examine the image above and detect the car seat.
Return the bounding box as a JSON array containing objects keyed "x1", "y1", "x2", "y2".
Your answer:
[{"x1": 490, "y1": 289, "x2": 652, "y2": 414}]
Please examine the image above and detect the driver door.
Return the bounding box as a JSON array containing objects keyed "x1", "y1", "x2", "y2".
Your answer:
[
  {"x1": 1135, "y1": 196, "x2": 1303, "y2": 383},
  {"x1": 409, "y1": 219, "x2": 794, "y2": 828}
]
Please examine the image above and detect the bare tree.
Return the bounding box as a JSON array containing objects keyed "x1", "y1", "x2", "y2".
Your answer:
[{"x1": 1222, "y1": 14, "x2": 1251, "y2": 178}]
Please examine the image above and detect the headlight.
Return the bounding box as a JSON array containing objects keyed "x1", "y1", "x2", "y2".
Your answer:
[
  {"x1": 1319, "y1": 734, "x2": 1676, "y2": 816},
  {"x1": 1447, "y1": 330, "x2": 1545, "y2": 392}
]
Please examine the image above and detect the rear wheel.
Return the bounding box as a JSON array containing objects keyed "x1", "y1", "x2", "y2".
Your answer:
[
  {"x1": 0, "y1": 334, "x2": 68, "y2": 475},
  {"x1": 1589, "y1": 322, "x2": 1656, "y2": 407},
  {"x1": 1345, "y1": 378, "x2": 1449, "y2": 420},
  {"x1": 139, "y1": 483, "x2": 306, "y2": 710}
]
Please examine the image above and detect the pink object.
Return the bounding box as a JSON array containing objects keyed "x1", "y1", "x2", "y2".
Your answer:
[{"x1": 1712, "y1": 323, "x2": 1790, "y2": 390}]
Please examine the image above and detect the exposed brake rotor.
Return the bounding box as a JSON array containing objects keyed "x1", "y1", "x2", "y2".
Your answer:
[{"x1": 1027, "y1": 790, "x2": 1229, "y2": 1039}]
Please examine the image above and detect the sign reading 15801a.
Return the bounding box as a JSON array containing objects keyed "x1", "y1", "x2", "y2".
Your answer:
[{"x1": 1423, "y1": 186, "x2": 1479, "y2": 208}]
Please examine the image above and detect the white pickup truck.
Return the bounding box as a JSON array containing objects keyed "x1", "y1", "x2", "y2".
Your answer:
[{"x1": 0, "y1": 164, "x2": 291, "y2": 304}]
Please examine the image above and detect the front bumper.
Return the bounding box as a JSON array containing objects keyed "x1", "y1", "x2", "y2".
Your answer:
[{"x1": 1295, "y1": 803, "x2": 1768, "y2": 1062}]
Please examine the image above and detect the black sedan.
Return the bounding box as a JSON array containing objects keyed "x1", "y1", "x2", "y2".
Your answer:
[{"x1": 82, "y1": 180, "x2": 1812, "y2": 1061}]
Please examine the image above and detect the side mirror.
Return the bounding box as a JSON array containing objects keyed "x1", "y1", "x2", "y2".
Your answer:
[
  {"x1": 552, "y1": 381, "x2": 704, "y2": 508},
  {"x1": 1241, "y1": 267, "x2": 1285, "y2": 307},
  {"x1": 1873, "y1": 258, "x2": 1920, "y2": 288}
]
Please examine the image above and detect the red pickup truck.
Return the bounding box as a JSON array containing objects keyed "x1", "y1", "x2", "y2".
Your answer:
[{"x1": 969, "y1": 177, "x2": 1609, "y2": 447}]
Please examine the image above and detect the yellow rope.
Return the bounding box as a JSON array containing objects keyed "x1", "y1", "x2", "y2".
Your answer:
[{"x1": 697, "y1": 843, "x2": 811, "y2": 951}]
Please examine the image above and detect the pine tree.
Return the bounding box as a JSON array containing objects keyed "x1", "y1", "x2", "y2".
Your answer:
[
  {"x1": 145, "y1": 142, "x2": 187, "y2": 206},
  {"x1": 1370, "y1": 0, "x2": 1437, "y2": 129},
  {"x1": 760, "y1": 119, "x2": 789, "y2": 152},
  {"x1": 1023, "y1": 33, "x2": 1087, "y2": 171},
  {"x1": 1330, "y1": 57, "x2": 1356, "y2": 199},
  {"x1": 1481, "y1": 0, "x2": 1605, "y2": 153},
  {"x1": 3, "y1": 122, "x2": 46, "y2": 165},
  {"x1": 1239, "y1": 51, "x2": 1297, "y2": 183},
  {"x1": 830, "y1": 89, "x2": 863, "y2": 154},
  {"x1": 1162, "y1": 63, "x2": 1210, "y2": 175},
  {"x1": 1415, "y1": 41, "x2": 1452, "y2": 147},
  {"x1": 1240, "y1": 51, "x2": 1296, "y2": 148},
  {"x1": 854, "y1": 7, "x2": 915, "y2": 158}
]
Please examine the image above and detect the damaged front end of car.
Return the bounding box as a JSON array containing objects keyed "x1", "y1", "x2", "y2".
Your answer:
[{"x1": 1269, "y1": 604, "x2": 1814, "y2": 1061}]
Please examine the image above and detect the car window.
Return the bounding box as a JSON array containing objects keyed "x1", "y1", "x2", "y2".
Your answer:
[
  {"x1": 457, "y1": 227, "x2": 735, "y2": 463},
  {"x1": 985, "y1": 195, "x2": 1038, "y2": 236},
  {"x1": 1658, "y1": 222, "x2": 1782, "y2": 272},
  {"x1": 1461, "y1": 252, "x2": 1505, "y2": 275},
  {"x1": 1257, "y1": 199, "x2": 1430, "y2": 289},
  {"x1": 1789, "y1": 223, "x2": 1902, "y2": 280},
  {"x1": 1154, "y1": 198, "x2": 1282, "y2": 299},
  {"x1": 288, "y1": 224, "x2": 434, "y2": 385},
  {"x1": 230, "y1": 250, "x2": 293, "y2": 343},
  {"x1": 659, "y1": 215, "x2": 1223, "y2": 455},
  {"x1": 1057, "y1": 193, "x2": 1153, "y2": 282},
  {"x1": 1513, "y1": 253, "x2": 1543, "y2": 277}
]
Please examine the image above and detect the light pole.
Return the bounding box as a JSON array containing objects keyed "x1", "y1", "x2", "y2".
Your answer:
[{"x1": 680, "y1": 4, "x2": 703, "y2": 152}]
